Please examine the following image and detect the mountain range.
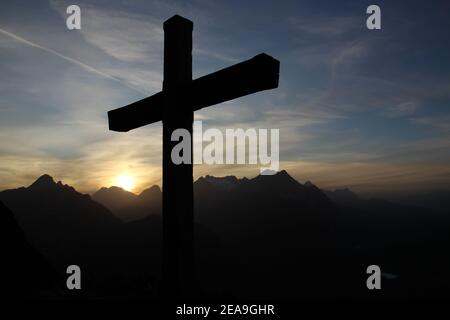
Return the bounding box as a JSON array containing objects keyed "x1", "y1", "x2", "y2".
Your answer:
[
  {"x1": 1, "y1": 170, "x2": 449, "y2": 299},
  {"x1": 92, "y1": 185, "x2": 161, "y2": 222}
]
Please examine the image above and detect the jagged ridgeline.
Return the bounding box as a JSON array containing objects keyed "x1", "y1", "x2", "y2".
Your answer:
[{"x1": 1, "y1": 171, "x2": 450, "y2": 299}]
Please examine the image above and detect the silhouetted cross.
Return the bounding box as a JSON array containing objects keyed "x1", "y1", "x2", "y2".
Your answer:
[{"x1": 107, "y1": 15, "x2": 279, "y2": 297}]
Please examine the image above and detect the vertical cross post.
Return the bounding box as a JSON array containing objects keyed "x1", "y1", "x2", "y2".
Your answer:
[
  {"x1": 162, "y1": 16, "x2": 194, "y2": 297},
  {"x1": 107, "y1": 14, "x2": 279, "y2": 298}
]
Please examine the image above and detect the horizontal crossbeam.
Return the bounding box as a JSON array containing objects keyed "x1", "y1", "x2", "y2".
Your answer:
[{"x1": 108, "y1": 53, "x2": 280, "y2": 132}]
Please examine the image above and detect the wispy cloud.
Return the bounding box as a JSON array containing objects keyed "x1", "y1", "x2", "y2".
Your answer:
[
  {"x1": 382, "y1": 101, "x2": 419, "y2": 118},
  {"x1": 289, "y1": 15, "x2": 361, "y2": 37},
  {"x1": 0, "y1": 27, "x2": 146, "y2": 94},
  {"x1": 411, "y1": 116, "x2": 450, "y2": 132}
]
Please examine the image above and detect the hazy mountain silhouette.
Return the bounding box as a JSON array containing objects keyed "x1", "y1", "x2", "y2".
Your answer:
[
  {"x1": 195, "y1": 171, "x2": 450, "y2": 299},
  {"x1": 325, "y1": 188, "x2": 360, "y2": 206},
  {"x1": 94, "y1": 171, "x2": 334, "y2": 298},
  {"x1": 92, "y1": 186, "x2": 138, "y2": 214},
  {"x1": 0, "y1": 174, "x2": 222, "y2": 298},
  {"x1": 1, "y1": 171, "x2": 450, "y2": 299},
  {"x1": 193, "y1": 171, "x2": 337, "y2": 298},
  {"x1": 0, "y1": 174, "x2": 128, "y2": 296},
  {"x1": 93, "y1": 185, "x2": 162, "y2": 222}
]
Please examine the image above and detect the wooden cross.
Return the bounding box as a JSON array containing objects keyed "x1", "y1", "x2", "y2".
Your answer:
[{"x1": 107, "y1": 15, "x2": 279, "y2": 297}]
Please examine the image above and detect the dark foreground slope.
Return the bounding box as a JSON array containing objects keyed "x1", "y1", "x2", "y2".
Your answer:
[{"x1": 0, "y1": 200, "x2": 60, "y2": 298}]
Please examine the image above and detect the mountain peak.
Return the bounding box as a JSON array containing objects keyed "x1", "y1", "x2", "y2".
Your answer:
[
  {"x1": 325, "y1": 188, "x2": 360, "y2": 204},
  {"x1": 139, "y1": 185, "x2": 161, "y2": 198},
  {"x1": 103, "y1": 186, "x2": 129, "y2": 192},
  {"x1": 202, "y1": 175, "x2": 240, "y2": 190},
  {"x1": 255, "y1": 169, "x2": 298, "y2": 183},
  {"x1": 304, "y1": 180, "x2": 316, "y2": 187},
  {"x1": 93, "y1": 186, "x2": 137, "y2": 199},
  {"x1": 334, "y1": 188, "x2": 358, "y2": 197},
  {"x1": 28, "y1": 174, "x2": 56, "y2": 190}
]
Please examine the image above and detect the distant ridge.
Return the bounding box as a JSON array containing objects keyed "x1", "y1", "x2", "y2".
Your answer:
[
  {"x1": 92, "y1": 186, "x2": 138, "y2": 214},
  {"x1": 0, "y1": 171, "x2": 449, "y2": 299},
  {"x1": 92, "y1": 184, "x2": 162, "y2": 222},
  {"x1": 92, "y1": 170, "x2": 333, "y2": 220}
]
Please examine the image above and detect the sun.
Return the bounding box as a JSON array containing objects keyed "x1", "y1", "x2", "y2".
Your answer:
[{"x1": 114, "y1": 175, "x2": 134, "y2": 192}]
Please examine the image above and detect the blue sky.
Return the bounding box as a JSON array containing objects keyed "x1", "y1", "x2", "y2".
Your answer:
[{"x1": 0, "y1": 0, "x2": 449, "y2": 194}]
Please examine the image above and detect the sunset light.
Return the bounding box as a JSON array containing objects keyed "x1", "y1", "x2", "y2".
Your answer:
[{"x1": 114, "y1": 175, "x2": 134, "y2": 192}]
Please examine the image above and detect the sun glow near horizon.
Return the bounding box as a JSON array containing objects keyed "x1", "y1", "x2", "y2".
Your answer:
[{"x1": 113, "y1": 175, "x2": 135, "y2": 192}]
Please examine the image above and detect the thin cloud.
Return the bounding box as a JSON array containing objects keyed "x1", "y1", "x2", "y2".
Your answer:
[{"x1": 0, "y1": 27, "x2": 146, "y2": 94}]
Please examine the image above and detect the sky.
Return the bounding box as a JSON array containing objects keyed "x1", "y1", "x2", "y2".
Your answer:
[{"x1": 0, "y1": 0, "x2": 450, "y2": 195}]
